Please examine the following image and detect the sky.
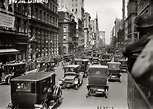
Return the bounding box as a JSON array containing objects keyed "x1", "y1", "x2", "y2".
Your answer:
[{"x1": 84, "y1": 0, "x2": 128, "y2": 45}]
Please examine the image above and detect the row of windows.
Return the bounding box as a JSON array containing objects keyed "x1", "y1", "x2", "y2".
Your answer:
[
  {"x1": 28, "y1": 26, "x2": 58, "y2": 48},
  {"x1": 42, "y1": 1, "x2": 58, "y2": 13},
  {"x1": 72, "y1": 8, "x2": 77, "y2": 13},
  {"x1": 63, "y1": 25, "x2": 76, "y2": 32},
  {"x1": 14, "y1": 4, "x2": 28, "y2": 16},
  {"x1": 29, "y1": 5, "x2": 58, "y2": 27},
  {"x1": 0, "y1": 39, "x2": 14, "y2": 48},
  {"x1": 29, "y1": 27, "x2": 58, "y2": 39},
  {"x1": 14, "y1": 18, "x2": 28, "y2": 34}
]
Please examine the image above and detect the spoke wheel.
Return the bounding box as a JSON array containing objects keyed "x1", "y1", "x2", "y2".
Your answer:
[
  {"x1": 105, "y1": 89, "x2": 108, "y2": 98},
  {"x1": 75, "y1": 84, "x2": 79, "y2": 90}
]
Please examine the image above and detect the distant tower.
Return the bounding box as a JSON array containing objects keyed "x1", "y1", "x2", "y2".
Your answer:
[
  {"x1": 96, "y1": 12, "x2": 99, "y2": 32},
  {"x1": 95, "y1": 12, "x2": 99, "y2": 48}
]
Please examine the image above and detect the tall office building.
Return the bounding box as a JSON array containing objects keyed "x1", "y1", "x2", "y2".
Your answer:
[
  {"x1": 0, "y1": 0, "x2": 28, "y2": 62},
  {"x1": 99, "y1": 31, "x2": 105, "y2": 46},
  {"x1": 58, "y1": 0, "x2": 85, "y2": 50},
  {"x1": 58, "y1": 6, "x2": 77, "y2": 55},
  {"x1": 90, "y1": 13, "x2": 99, "y2": 48},
  {"x1": 84, "y1": 12, "x2": 91, "y2": 49},
  {"x1": 27, "y1": 0, "x2": 59, "y2": 61},
  {"x1": 58, "y1": 0, "x2": 84, "y2": 20},
  {"x1": 127, "y1": 0, "x2": 137, "y2": 42}
]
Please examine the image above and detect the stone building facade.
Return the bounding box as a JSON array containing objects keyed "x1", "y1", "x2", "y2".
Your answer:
[{"x1": 58, "y1": 9, "x2": 76, "y2": 55}]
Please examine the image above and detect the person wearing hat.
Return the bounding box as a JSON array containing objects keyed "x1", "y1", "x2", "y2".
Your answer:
[{"x1": 123, "y1": 14, "x2": 153, "y2": 72}]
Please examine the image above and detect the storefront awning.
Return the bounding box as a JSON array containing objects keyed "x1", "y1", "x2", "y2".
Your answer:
[{"x1": 0, "y1": 49, "x2": 20, "y2": 55}]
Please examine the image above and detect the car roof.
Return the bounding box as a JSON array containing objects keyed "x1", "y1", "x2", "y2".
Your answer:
[
  {"x1": 63, "y1": 65, "x2": 79, "y2": 68},
  {"x1": 89, "y1": 65, "x2": 108, "y2": 69},
  {"x1": 11, "y1": 72, "x2": 55, "y2": 82},
  {"x1": 107, "y1": 62, "x2": 121, "y2": 64}
]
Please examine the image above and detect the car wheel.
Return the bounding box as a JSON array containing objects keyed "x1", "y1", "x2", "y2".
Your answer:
[
  {"x1": 86, "y1": 92, "x2": 90, "y2": 98},
  {"x1": 81, "y1": 79, "x2": 83, "y2": 84},
  {"x1": 75, "y1": 84, "x2": 79, "y2": 90},
  {"x1": 42, "y1": 102, "x2": 48, "y2": 109},
  {"x1": 86, "y1": 94, "x2": 89, "y2": 98},
  {"x1": 8, "y1": 102, "x2": 15, "y2": 109},
  {"x1": 105, "y1": 89, "x2": 108, "y2": 98}
]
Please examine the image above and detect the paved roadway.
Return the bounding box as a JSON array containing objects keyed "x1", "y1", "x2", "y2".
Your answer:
[
  {"x1": 0, "y1": 63, "x2": 128, "y2": 109},
  {"x1": 56, "y1": 63, "x2": 128, "y2": 109}
]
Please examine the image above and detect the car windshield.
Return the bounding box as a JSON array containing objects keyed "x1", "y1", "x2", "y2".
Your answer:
[
  {"x1": 65, "y1": 68, "x2": 74, "y2": 72},
  {"x1": 64, "y1": 75, "x2": 76, "y2": 79}
]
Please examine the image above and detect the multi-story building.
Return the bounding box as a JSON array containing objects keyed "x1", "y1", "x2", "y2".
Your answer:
[
  {"x1": 58, "y1": 7, "x2": 76, "y2": 55},
  {"x1": 0, "y1": 0, "x2": 59, "y2": 62},
  {"x1": 0, "y1": 1, "x2": 28, "y2": 62},
  {"x1": 27, "y1": 0, "x2": 59, "y2": 60},
  {"x1": 58, "y1": 0, "x2": 84, "y2": 50},
  {"x1": 137, "y1": 0, "x2": 153, "y2": 15},
  {"x1": 84, "y1": 12, "x2": 91, "y2": 50},
  {"x1": 110, "y1": 26, "x2": 115, "y2": 47},
  {"x1": 90, "y1": 14, "x2": 99, "y2": 48},
  {"x1": 127, "y1": 0, "x2": 138, "y2": 42},
  {"x1": 99, "y1": 31, "x2": 105, "y2": 46}
]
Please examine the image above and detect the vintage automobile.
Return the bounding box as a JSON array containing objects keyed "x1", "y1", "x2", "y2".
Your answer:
[
  {"x1": 92, "y1": 57, "x2": 100, "y2": 65},
  {"x1": 119, "y1": 59, "x2": 128, "y2": 72},
  {"x1": 74, "y1": 59, "x2": 89, "y2": 77},
  {"x1": 101, "y1": 54, "x2": 112, "y2": 60},
  {"x1": 37, "y1": 60, "x2": 55, "y2": 72},
  {"x1": 99, "y1": 59, "x2": 111, "y2": 65},
  {"x1": 63, "y1": 54, "x2": 74, "y2": 62},
  {"x1": 107, "y1": 62, "x2": 121, "y2": 82},
  {"x1": 83, "y1": 56, "x2": 93, "y2": 62},
  {"x1": 1, "y1": 62, "x2": 26, "y2": 84},
  {"x1": 8, "y1": 72, "x2": 62, "y2": 109},
  {"x1": 59, "y1": 65, "x2": 84, "y2": 90},
  {"x1": 113, "y1": 54, "x2": 122, "y2": 62},
  {"x1": 86, "y1": 65, "x2": 109, "y2": 98}
]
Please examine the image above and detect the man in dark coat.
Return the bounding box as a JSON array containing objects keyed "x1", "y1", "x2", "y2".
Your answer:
[{"x1": 123, "y1": 14, "x2": 153, "y2": 72}]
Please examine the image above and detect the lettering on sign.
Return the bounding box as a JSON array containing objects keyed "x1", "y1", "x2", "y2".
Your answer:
[
  {"x1": 0, "y1": 12, "x2": 15, "y2": 28},
  {"x1": 12, "y1": 0, "x2": 49, "y2": 3}
]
